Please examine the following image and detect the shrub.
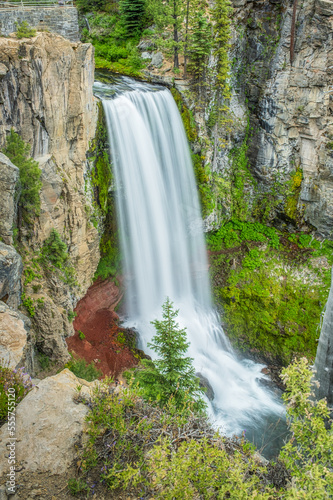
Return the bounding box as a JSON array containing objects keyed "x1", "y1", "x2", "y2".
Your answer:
[
  {"x1": 65, "y1": 355, "x2": 102, "y2": 382},
  {"x1": 0, "y1": 365, "x2": 33, "y2": 423},
  {"x1": 78, "y1": 330, "x2": 86, "y2": 340},
  {"x1": 15, "y1": 21, "x2": 36, "y2": 39},
  {"x1": 42, "y1": 229, "x2": 68, "y2": 268},
  {"x1": 280, "y1": 358, "x2": 333, "y2": 496}
]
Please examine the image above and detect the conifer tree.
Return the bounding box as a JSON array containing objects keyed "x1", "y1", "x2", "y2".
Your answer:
[
  {"x1": 136, "y1": 297, "x2": 206, "y2": 411},
  {"x1": 119, "y1": 0, "x2": 146, "y2": 35},
  {"x1": 212, "y1": 0, "x2": 232, "y2": 98}
]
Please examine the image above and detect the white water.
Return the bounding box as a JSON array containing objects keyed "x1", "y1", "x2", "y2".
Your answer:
[{"x1": 94, "y1": 77, "x2": 285, "y2": 451}]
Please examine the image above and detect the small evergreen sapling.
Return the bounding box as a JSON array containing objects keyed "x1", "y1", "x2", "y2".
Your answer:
[{"x1": 136, "y1": 297, "x2": 206, "y2": 411}]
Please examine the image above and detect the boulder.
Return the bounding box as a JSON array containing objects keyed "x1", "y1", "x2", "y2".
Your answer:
[
  {"x1": 0, "y1": 369, "x2": 97, "y2": 475},
  {"x1": 151, "y1": 52, "x2": 164, "y2": 68},
  {"x1": 0, "y1": 153, "x2": 19, "y2": 245},
  {"x1": 0, "y1": 302, "x2": 29, "y2": 369},
  {"x1": 32, "y1": 296, "x2": 71, "y2": 363},
  {"x1": 0, "y1": 242, "x2": 23, "y2": 310}
]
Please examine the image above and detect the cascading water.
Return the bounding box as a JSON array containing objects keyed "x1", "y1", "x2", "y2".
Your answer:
[{"x1": 94, "y1": 76, "x2": 286, "y2": 457}]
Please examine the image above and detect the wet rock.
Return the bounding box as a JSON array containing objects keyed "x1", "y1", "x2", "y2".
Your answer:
[
  {"x1": 0, "y1": 369, "x2": 96, "y2": 475},
  {"x1": 0, "y1": 63, "x2": 7, "y2": 78},
  {"x1": 137, "y1": 39, "x2": 156, "y2": 51},
  {"x1": 151, "y1": 52, "x2": 164, "y2": 68},
  {"x1": 141, "y1": 51, "x2": 152, "y2": 60},
  {"x1": 0, "y1": 153, "x2": 19, "y2": 245},
  {"x1": 0, "y1": 242, "x2": 23, "y2": 310},
  {"x1": 196, "y1": 372, "x2": 215, "y2": 401}
]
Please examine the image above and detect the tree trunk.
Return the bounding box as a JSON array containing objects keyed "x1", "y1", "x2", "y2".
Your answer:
[
  {"x1": 173, "y1": 0, "x2": 179, "y2": 69},
  {"x1": 314, "y1": 266, "x2": 333, "y2": 406},
  {"x1": 183, "y1": 0, "x2": 190, "y2": 78}
]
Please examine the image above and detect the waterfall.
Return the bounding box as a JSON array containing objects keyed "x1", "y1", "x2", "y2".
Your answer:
[{"x1": 94, "y1": 77, "x2": 285, "y2": 454}]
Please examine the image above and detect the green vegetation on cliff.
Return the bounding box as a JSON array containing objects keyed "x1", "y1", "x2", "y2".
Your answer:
[
  {"x1": 208, "y1": 220, "x2": 332, "y2": 364},
  {"x1": 3, "y1": 129, "x2": 42, "y2": 229}
]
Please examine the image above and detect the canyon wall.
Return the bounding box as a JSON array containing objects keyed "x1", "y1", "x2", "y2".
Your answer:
[{"x1": 0, "y1": 32, "x2": 99, "y2": 370}]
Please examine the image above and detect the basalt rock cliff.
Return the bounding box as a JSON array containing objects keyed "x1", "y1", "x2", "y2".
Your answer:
[{"x1": 0, "y1": 32, "x2": 100, "y2": 371}]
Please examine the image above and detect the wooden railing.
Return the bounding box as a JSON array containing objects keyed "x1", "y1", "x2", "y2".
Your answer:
[{"x1": 0, "y1": 0, "x2": 73, "y2": 7}]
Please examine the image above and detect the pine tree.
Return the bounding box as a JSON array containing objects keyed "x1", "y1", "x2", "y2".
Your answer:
[
  {"x1": 3, "y1": 129, "x2": 42, "y2": 228},
  {"x1": 212, "y1": 0, "x2": 232, "y2": 98},
  {"x1": 188, "y1": 10, "x2": 212, "y2": 84},
  {"x1": 147, "y1": 0, "x2": 186, "y2": 69},
  {"x1": 119, "y1": 0, "x2": 146, "y2": 35},
  {"x1": 136, "y1": 297, "x2": 206, "y2": 411}
]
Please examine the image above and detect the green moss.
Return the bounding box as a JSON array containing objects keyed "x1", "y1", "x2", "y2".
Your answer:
[
  {"x1": 89, "y1": 104, "x2": 121, "y2": 282},
  {"x1": 285, "y1": 168, "x2": 303, "y2": 221},
  {"x1": 171, "y1": 88, "x2": 197, "y2": 143},
  {"x1": 208, "y1": 221, "x2": 332, "y2": 364}
]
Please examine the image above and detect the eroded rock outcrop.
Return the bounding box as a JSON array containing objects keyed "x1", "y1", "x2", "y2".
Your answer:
[
  {"x1": 0, "y1": 242, "x2": 22, "y2": 310},
  {"x1": 0, "y1": 302, "x2": 30, "y2": 370},
  {"x1": 0, "y1": 369, "x2": 95, "y2": 476},
  {"x1": 0, "y1": 33, "x2": 100, "y2": 366},
  {"x1": 231, "y1": 0, "x2": 333, "y2": 235},
  {"x1": 0, "y1": 153, "x2": 18, "y2": 246}
]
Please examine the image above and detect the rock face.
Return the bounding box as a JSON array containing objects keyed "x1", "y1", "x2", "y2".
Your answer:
[
  {"x1": 314, "y1": 266, "x2": 333, "y2": 405},
  {"x1": 0, "y1": 34, "x2": 99, "y2": 293},
  {"x1": 230, "y1": 0, "x2": 333, "y2": 236},
  {"x1": 0, "y1": 33, "x2": 100, "y2": 365},
  {"x1": 0, "y1": 369, "x2": 95, "y2": 476},
  {"x1": 0, "y1": 153, "x2": 19, "y2": 245},
  {"x1": 0, "y1": 242, "x2": 22, "y2": 310},
  {"x1": 0, "y1": 302, "x2": 29, "y2": 369},
  {"x1": 33, "y1": 296, "x2": 71, "y2": 363}
]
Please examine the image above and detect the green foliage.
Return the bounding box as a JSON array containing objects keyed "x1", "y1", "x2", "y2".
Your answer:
[
  {"x1": 207, "y1": 219, "x2": 280, "y2": 251},
  {"x1": 212, "y1": 0, "x2": 232, "y2": 97},
  {"x1": 68, "y1": 310, "x2": 77, "y2": 322},
  {"x1": 67, "y1": 478, "x2": 89, "y2": 495},
  {"x1": 65, "y1": 355, "x2": 102, "y2": 382},
  {"x1": 171, "y1": 88, "x2": 197, "y2": 142},
  {"x1": 188, "y1": 10, "x2": 212, "y2": 83},
  {"x1": 42, "y1": 229, "x2": 68, "y2": 268},
  {"x1": 90, "y1": 106, "x2": 121, "y2": 282},
  {"x1": 144, "y1": 437, "x2": 273, "y2": 499},
  {"x1": 209, "y1": 222, "x2": 332, "y2": 364},
  {"x1": 2, "y1": 129, "x2": 42, "y2": 226},
  {"x1": 0, "y1": 365, "x2": 33, "y2": 423},
  {"x1": 37, "y1": 352, "x2": 50, "y2": 371},
  {"x1": 21, "y1": 293, "x2": 36, "y2": 317},
  {"x1": 15, "y1": 21, "x2": 36, "y2": 39},
  {"x1": 229, "y1": 121, "x2": 256, "y2": 221},
  {"x1": 78, "y1": 330, "x2": 86, "y2": 340},
  {"x1": 81, "y1": 12, "x2": 144, "y2": 76},
  {"x1": 119, "y1": 0, "x2": 146, "y2": 35},
  {"x1": 280, "y1": 358, "x2": 333, "y2": 497},
  {"x1": 135, "y1": 298, "x2": 206, "y2": 411}
]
